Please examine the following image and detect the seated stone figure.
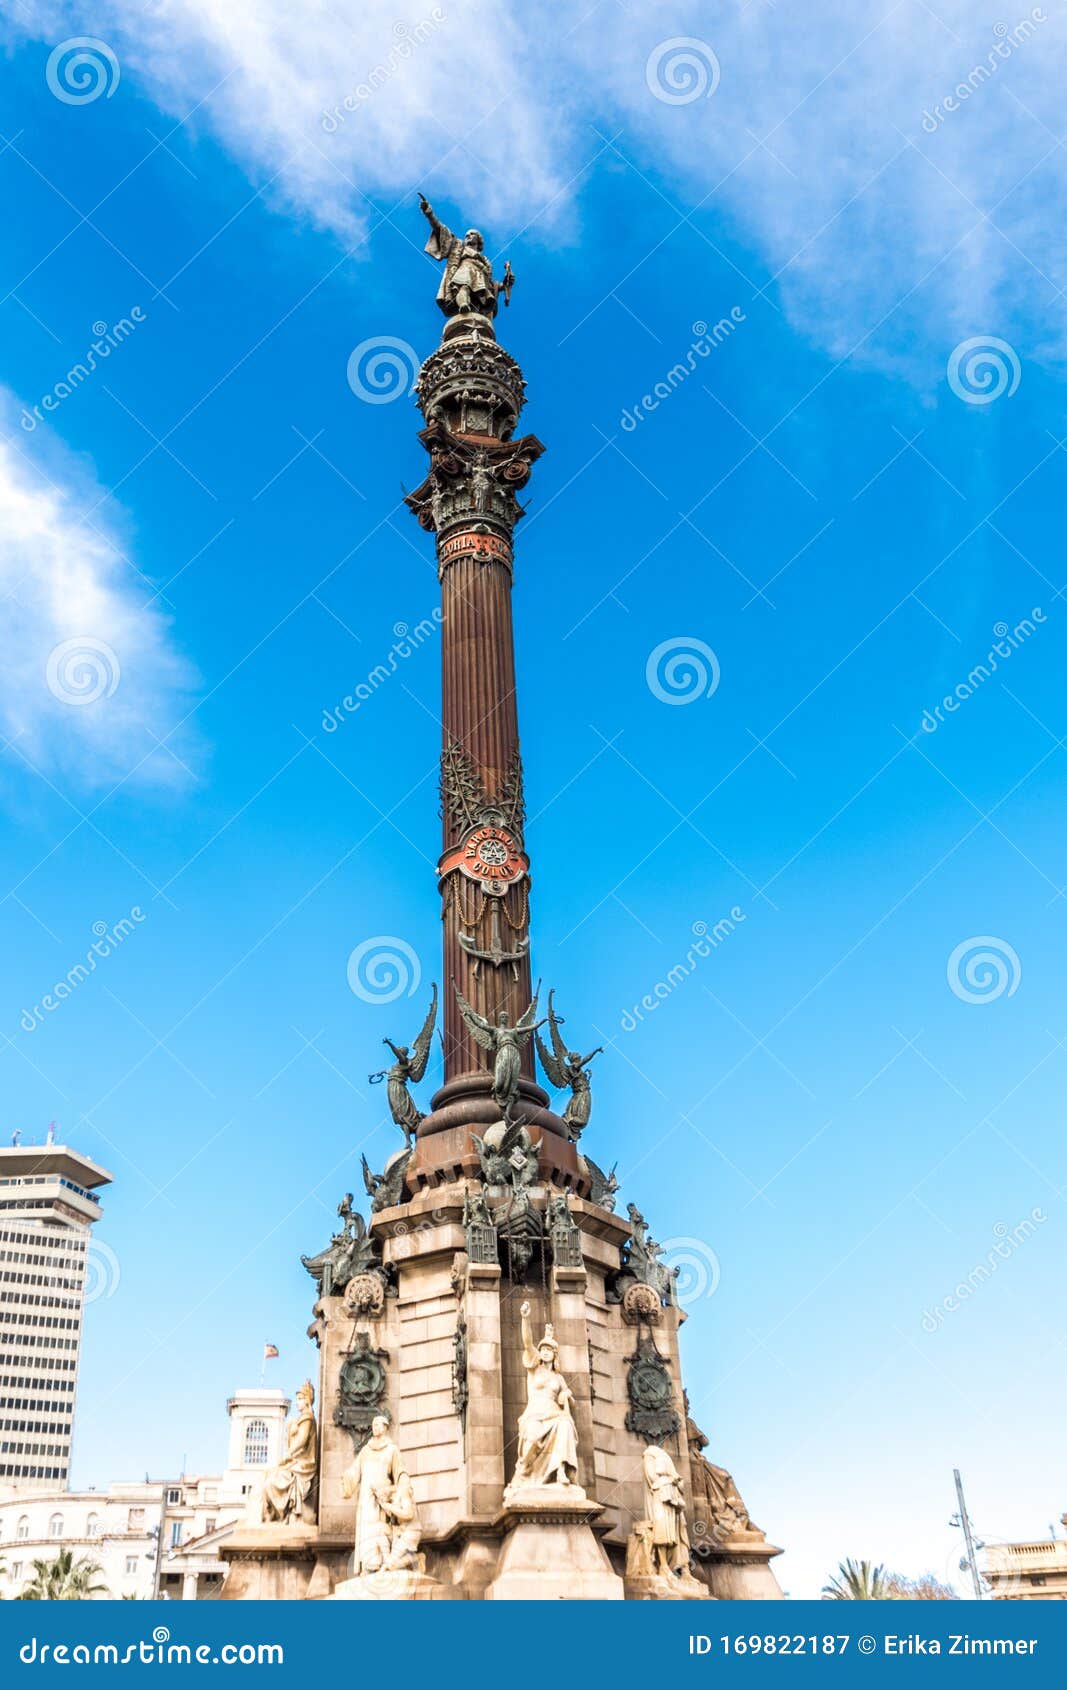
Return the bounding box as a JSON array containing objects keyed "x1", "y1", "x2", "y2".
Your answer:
[
  {"x1": 504, "y1": 1302, "x2": 581, "y2": 1499},
  {"x1": 260, "y1": 1381, "x2": 318, "y2": 1525},
  {"x1": 686, "y1": 1412, "x2": 760, "y2": 1544}
]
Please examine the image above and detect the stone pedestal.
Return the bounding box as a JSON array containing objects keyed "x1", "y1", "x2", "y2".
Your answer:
[
  {"x1": 486, "y1": 1493, "x2": 624, "y2": 1601},
  {"x1": 329, "y1": 1568, "x2": 440, "y2": 1601},
  {"x1": 698, "y1": 1531, "x2": 785, "y2": 1599},
  {"x1": 219, "y1": 1525, "x2": 326, "y2": 1601},
  {"x1": 625, "y1": 1572, "x2": 711, "y2": 1601}
]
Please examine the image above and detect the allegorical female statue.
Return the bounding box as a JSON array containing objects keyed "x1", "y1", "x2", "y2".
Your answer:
[
  {"x1": 260, "y1": 1380, "x2": 318, "y2": 1524},
  {"x1": 504, "y1": 1301, "x2": 581, "y2": 1499},
  {"x1": 368, "y1": 985, "x2": 437, "y2": 1147}
]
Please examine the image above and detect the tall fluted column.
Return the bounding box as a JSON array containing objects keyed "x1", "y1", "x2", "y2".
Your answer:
[{"x1": 406, "y1": 314, "x2": 544, "y2": 1092}]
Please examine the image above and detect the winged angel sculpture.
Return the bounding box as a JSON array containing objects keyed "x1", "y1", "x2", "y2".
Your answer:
[
  {"x1": 452, "y1": 980, "x2": 545, "y2": 1121},
  {"x1": 534, "y1": 989, "x2": 602, "y2": 1143},
  {"x1": 369, "y1": 985, "x2": 437, "y2": 1148}
]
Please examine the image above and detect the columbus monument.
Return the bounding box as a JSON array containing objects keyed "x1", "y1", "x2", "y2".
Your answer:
[{"x1": 221, "y1": 202, "x2": 783, "y2": 1600}]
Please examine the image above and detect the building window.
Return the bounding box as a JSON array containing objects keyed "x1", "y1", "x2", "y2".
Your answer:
[
  {"x1": 16, "y1": 1516, "x2": 29, "y2": 1541},
  {"x1": 169, "y1": 1521, "x2": 182, "y2": 1548},
  {"x1": 243, "y1": 1419, "x2": 269, "y2": 1465},
  {"x1": 125, "y1": 1556, "x2": 137, "y2": 1575},
  {"x1": 166, "y1": 1488, "x2": 181, "y2": 1505},
  {"x1": 205, "y1": 1518, "x2": 216, "y2": 1536},
  {"x1": 127, "y1": 1508, "x2": 144, "y2": 1530},
  {"x1": 11, "y1": 1562, "x2": 21, "y2": 1581},
  {"x1": 86, "y1": 1513, "x2": 100, "y2": 1538},
  {"x1": 48, "y1": 1514, "x2": 63, "y2": 1539}
]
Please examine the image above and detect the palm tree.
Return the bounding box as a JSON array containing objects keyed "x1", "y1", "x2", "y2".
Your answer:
[
  {"x1": 886, "y1": 1572, "x2": 957, "y2": 1600},
  {"x1": 17, "y1": 1548, "x2": 108, "y2": 1600},
  {"x1": 822, "y1": 1558, "x2": 895, "y2": 1600}
]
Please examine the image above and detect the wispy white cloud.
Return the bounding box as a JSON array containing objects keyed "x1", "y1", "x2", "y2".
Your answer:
[
  {"x1": 9, "y1": 0, "x2": 568, "y2": 240},
  {"x1": 593, "y1": 1, "x2": 1067, "y2": 378},
  {"x1": 9, "y1": 1, "x2": 1067, "y2": 376},
  {"x1": 0, "y1": 392, "x2": 197, "y2": 789}
]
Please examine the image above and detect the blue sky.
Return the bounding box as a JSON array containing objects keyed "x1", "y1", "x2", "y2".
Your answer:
[{"x1": 1, "y1": 3, "x2": 1065, "y2": 1598}]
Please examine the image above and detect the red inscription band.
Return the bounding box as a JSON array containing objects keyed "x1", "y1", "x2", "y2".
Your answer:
[{"x1": 437, "y1": 530, "x2": 513, "y2": 573}]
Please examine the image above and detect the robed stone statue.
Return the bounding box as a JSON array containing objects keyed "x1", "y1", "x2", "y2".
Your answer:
[
  {"x1": 341, "y1": 1414, "x2": 422, "y2": 1575},
  {"x1": 260, "y1": 1380, "x2": 318, "y2": 1524},
  {"x1": 504, "y1": 1301, "x2": 581, "y2": 1499},
  {"x1": 625, "y1": 1443, "x2": 701, "y2": 1587},
  {"x1": 420, "y1": 195, "x2": 513, "y2": 317}
]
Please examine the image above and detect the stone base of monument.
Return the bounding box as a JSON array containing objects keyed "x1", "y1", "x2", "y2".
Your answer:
[
  {"x1": 219, "y1": 1524, "x2": 326, "y2": 1601},
  {"x1": 624, "y1": 1571, "x2": 711, "y2": 1601},
  {"x1": 485, "y1": 1490, "x2": 625, "y2": 1600},
  {"x1": 697, "y1": 1530, "x2": 786, "y2": 1600},
  {"x1": 328, "y1": 1566, "x2": 440, "y2": 1601}
]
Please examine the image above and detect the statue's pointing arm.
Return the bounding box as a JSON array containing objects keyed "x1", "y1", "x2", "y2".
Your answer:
[
  {"x1": 519, "y1": 1299, "x2": 536, "y2": 1367},
  {"x1": 419, "y1": 194, "x2": 454, "y2": 261}
]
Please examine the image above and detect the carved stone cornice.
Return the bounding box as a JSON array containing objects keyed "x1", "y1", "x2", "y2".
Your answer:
[
  {"x1": 416, "y1": 331, "x2": 527, "y2": 433},
  {"x1": 404, "y1": 423, "x2": 544, "y2": 543}
]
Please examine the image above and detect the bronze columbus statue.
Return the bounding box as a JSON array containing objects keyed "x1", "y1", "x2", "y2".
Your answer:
[{"x1": 420, "y1": 195, "x2": 514, "y2": 317}]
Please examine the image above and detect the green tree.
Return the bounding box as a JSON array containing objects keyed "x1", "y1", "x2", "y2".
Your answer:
[
  {"x1": 822, "y1": 1558, "x2": 896, "y2": 1600},
  {"x1": 17, "y1": 1549, "x2": 108, "y2": 1600}
]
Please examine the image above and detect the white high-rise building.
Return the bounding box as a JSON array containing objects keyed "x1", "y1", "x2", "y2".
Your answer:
[{"x1": 0, "y1": 1141, "x2": 112, "y2": 1492}]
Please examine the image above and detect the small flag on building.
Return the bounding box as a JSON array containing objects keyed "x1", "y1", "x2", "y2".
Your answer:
[{"x1": 263, "y1": 1343, "x2": 279, "y2": 1360}]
